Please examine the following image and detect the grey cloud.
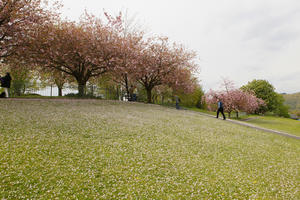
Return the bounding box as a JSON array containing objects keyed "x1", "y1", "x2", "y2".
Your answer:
[
  {"x1": 274, "y1": 72, "x2": 300, "y2": 82},
  {"x1": 239, "y1": 8, "x2": 300, "y2": 51},
  {"x1": 271, "y1": 72, "x2": 300, "y2": 93},
  {"x1": 210, "y1": 2, "x2": 300, "y2": 51}
]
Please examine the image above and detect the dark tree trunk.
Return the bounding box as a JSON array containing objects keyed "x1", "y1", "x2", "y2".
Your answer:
[
  {"x1": 78, "y1": 82, "x2": 86, "y2": 96},
  {"x1": 236, "y1": 111, "x2": 239, "y2": 118},
  {"x1": 75, "y1": 74, "x2": 88, "y2": 97},
  {"x1": 146, "y1": 88, "x2": 152, "y2": 103},
  {"x1": 152, "y1": 94, "x2": 158, "y2": 104},
  {"x1": 58, "y1": 87, "x2": 63, "y2": 96},
  {"x1": 116, "y1": 86, "x2": 119, "y2": 100},
  {"x1": 23, "y1": 84, "x2": 26, "y2": 95},
  {"x1": 75, "y1": 72, "x2": 89, "y2": 97},
  {"x1": 124, "y1": 74, "x2": 130, "y2": 100},
  {"x1": 50, "y1": 84, "x2": 52, "y2": 97},
  {"x1": 55, "y1": 81, "x2": 64, "y2": 97},
  {"x1": 90, "y1": 84, "x2": 94, "y2": 96}
]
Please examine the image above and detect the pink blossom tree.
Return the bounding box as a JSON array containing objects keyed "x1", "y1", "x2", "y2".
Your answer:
[
  {"x1": 205, "y1": 79, "x2": 265, "y2": 118},
  {"x1": 133, "y1": 37, "x2": 197, "y2": 103},
  {"x1": 106, "y1": 12, "x2": 144, "y2": 100},
  {"x1": 0, "y1": 0, "x2": 58, "y2": 59},
  {"x1": 21, "y1": 12, "x2": 122, "y2": 96}
]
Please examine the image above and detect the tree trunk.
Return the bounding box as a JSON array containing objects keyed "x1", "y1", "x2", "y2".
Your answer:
[
  {"x1": 128, "y1": 85, "x2": 135, "y2": 101},
  {"x1": 124, "y1": 74, "x2": 130, "y2": 100},
  {"x1": 75, "y1": 74, "x2": 88, "y2": 96},
  {"x1": 50, "y1": 84, "x2": 52, "y2": 97},
  {"x1": 116, "y1": 86, "x2": 120, "y2": 100},
  {"x1": 236, "y1": 111, "x2": 239, "y2": 118},
  {"x1": 90, "y1": 84, "x2": 94, "y2": 96},
  {"x1": 23, "y1": 84, "x2": 26, "y2": 95},
  {"x1": 78, "y1": 82, "x2": 86, "y2": 96},
  {"x1": 153, "y1": 94, "x2": 157, "y2": 104},
  {"x1": 146, "y1": 88, "x2": 152, "y2": 103},
  {"x1": 58, "y1": 86, "x2": 63, "y2": 96}
]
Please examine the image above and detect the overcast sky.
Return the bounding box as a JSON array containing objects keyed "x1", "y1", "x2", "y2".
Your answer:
[{"x1": 59, "y1": 0, "x2": 300, "y2": 93}]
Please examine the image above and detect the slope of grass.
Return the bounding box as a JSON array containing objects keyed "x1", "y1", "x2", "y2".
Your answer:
[
  {"x1": 244, "y1": 116, "x2": 300, "y2": 137},
  {"x1": 190, "y1": 107, "x2": 300, "y2": 137},
  {"x1": 0, "y1": 99, "x2": 299, "y2": 199}
]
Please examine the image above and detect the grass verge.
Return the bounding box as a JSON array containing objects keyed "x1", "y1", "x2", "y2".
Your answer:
[
  {"x1": 0, "y1": 99, "x2": 299, "y2": 199},
  {"x1": 190, "y1": 107, "x2": 300, "y2": 137}
]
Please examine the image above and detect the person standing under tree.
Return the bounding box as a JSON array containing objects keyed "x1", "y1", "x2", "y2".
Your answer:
[
  {"x1": 0, "y1": 73, "x2": 12, "y2": 98},
  {"x1": 216, "y1": 98, "x2": 226, "y2": 120},
  {"x1": 175, "y1": 95, "x2": 181, "y2": 110}
]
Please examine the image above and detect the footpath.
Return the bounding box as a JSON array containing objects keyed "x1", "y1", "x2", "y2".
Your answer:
[{"x1": 186, "y1": 110, "x2": 300, "y2": 140}]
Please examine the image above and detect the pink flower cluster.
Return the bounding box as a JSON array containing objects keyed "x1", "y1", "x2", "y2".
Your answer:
[{"x1": 204, "y1": 80, "x2": 265, "y2": 115}]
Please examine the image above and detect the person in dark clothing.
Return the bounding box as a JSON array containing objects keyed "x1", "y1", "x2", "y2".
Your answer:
[
  {"x1": 216, "y1": 98, "x2": 226, "y2": 120},
  {"x1": 0, "y1": 72, "x2": 12, "y2": 98},
  {"x1": 175, "y1": 95, "x2": 181, "y2": 110}
]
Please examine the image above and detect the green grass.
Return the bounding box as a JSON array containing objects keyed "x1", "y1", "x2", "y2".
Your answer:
[
  {"x1": 190, "y1": 107, "x2": 300, "y2": 137},
  {"x1": 0, "y1": 99, "x2": 299, "y2": 199},
  {"x1": 244, "y1": 116, "x2": 300, "y2": 137}
]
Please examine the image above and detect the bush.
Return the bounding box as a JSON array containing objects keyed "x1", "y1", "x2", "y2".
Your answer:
[
  {"x1": 179, "y1": 86, "x2": 205, "y2": 108},
  {"x1": 273, "y1": 94, "x2": 290, "y2": 118}
]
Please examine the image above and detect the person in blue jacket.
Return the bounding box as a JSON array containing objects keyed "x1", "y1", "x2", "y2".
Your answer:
[{"x1": 216, "y1": 98, "x2": 226, "y2": 120}]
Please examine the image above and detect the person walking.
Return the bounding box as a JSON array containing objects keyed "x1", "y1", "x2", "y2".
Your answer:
[
  {"x1": 216, "y1": 98, "x2": 226, "y2": 120},
  {"x1": 0, "y1": 72, "x2": 12, "y2": 98}
]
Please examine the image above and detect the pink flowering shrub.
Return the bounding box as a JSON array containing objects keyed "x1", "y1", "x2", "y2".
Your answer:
[{"x1": 204, "y1": 79, "x2": 265, "y2": 118}]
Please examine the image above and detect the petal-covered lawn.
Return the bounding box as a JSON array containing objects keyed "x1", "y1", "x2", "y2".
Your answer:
[{"x1": 0, "y1": 99, "x2": 299, "y2": 199}]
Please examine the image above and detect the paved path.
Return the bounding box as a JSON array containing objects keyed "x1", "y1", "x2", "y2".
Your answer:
[{"x1": 185, "y1": 110, "x2": 300, "y2": 140}]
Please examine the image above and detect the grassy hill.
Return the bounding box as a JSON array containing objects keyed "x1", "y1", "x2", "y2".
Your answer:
[
  {"x1": 190, "y1": 108, "x2": 300, "y2": 136},
  {"x1": 283, "y1": 92, "x2": 300, "y2": 110},
  {"x1": 0, "y1": 99, "x2": 299, "y2": 199}
]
